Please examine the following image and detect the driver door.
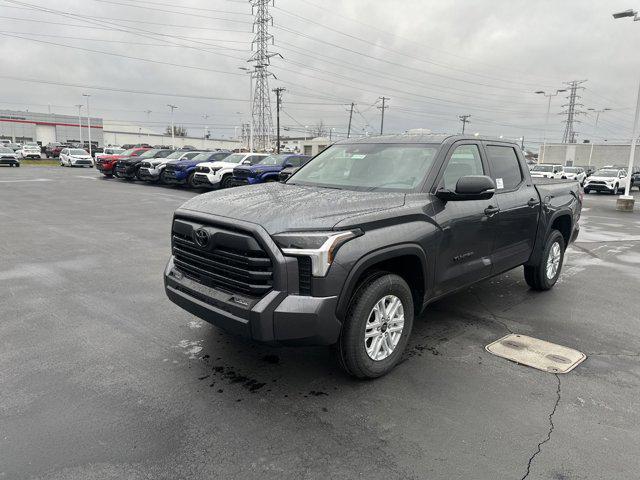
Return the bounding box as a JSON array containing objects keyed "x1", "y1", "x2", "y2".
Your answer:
[{"x1": 430, "y1": 142, "x2": 499, "y2": 296}]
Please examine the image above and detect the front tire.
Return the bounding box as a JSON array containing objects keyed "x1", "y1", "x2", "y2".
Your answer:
[
  {"x1": 338, "y1": 274, "x2": 414, "y2": 379},
  {"x1": 524, "y1": 230, "x2": 565, "y2": 291},
  {"x1": 220, "y1": 174, "x2": 233, "y2": 189}
]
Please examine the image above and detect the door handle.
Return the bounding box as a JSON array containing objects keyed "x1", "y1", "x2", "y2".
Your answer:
[
  {"x1": 527, "y1": 198, "x2": 539, "y2": 207},
  {"x1": 484, "y1": 205, "x2": 500, "y2": 216}
]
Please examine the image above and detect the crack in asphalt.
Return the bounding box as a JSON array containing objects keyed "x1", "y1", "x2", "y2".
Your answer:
[
  {"x1": 588, "y1": 352, "x2": 640, "y2": 358},
  {"x1": 471, "y1": 291, "x2": 514, "y2": 334},
  {"x1": 520, "y1": 374, "x2": 561, "y2": 480}
]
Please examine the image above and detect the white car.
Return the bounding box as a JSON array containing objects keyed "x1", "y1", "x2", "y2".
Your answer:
[
  {"x1": 192, "y1": 152, "x2": 269, "y2": 189},
  {"x1": 59, "y1": 148, "x2": 94, "y2": 167},
  {"x1": 94, "y1": 147, "x2": 125, "y2": 162},
  {"x1": 0, "y1": 146, "x2": 20, "y2": 167},
  {"x1": 561, "y1": 166, "x2": 586, "y2": 185},
  {"x1": 529, "y1": 164, "x2": 564, "y2": 179},
  {"x1": 137, "y1": 150, "x2": 198, "y2": 182},
  {"x1": 583, "y1": 168, "x2": 628, "y2": 195},
  {"x1": 18, "y1": 143, "x2": 41, "y2": 159}
]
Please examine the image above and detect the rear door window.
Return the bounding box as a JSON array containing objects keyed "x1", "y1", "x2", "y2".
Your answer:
[{"x1": 485, "y1": 145, "x2": 523, "y2": 190}]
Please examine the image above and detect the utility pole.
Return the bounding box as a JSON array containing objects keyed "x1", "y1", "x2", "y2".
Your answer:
[
  {"x1": 347, "y1": 102, "x2": 355, "y2": 138},
  {"x1": 202, "y1": 114, "x2": 210, "y2": 149},
  {"x1": 167, "y1": 104, "x2": 177, "y2": 149},
  {"x1": 75, "y1": 104, "x2": 83, "y2": 145},
  {"x1": 273, "y1": 87, "x2": 285, "y2": 153},
  {"x1": 459, "y1": 114, "x2": 471, "y2": 134},
  {"x1": 249, "y1": 0, "x2": 280, "y2": 151},
  {"x1": 561, "y1": 80, "x2": 587, "y2": 143},
  {"x1": 586, "y1": 107, "x2": 611, "y2": 166},
  {"x1": 82, "y1": 94, "x2": 92, "y2": 156},
  {"x1": 144, "y1": 110, "x2": 152, "y2": 141},
  {"x1": 378, "y1": 97, "x2": 389, "y2": 135}
]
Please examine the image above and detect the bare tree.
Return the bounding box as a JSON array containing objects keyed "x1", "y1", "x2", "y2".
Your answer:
[{"x1": 165, "y1": 125, "x2": 188, "y2": 137}]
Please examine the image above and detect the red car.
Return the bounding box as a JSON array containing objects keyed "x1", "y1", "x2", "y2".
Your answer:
[{"x1": 96, "y1": 147, "x2": 150, "y2": 177}]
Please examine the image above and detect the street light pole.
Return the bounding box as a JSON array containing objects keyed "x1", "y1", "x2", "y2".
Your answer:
[
  {"x1": 167, "y1": 104, "x2": 177, "y2": 149},
  {"x1": 145, "y1": 110, "x2": 152, "y2": 142},
  {"x1": 613, "y1": 8, "x2": 640, "y2": 211},
  {"x1": 586, "y1": 108, "x2": 611, "y2": 166},
  {"x1": 82, "y1": 94, "x2": 92, "y2": 156},
  {"x1": 535, "y1": 88, "x2": 567, "y2": 163},
  {"x1": 75, "y1": 104, "x2": 83, "y2": 146},
  {"x1": 202, "y1": 114, "x2": 209, "y2": 149}
]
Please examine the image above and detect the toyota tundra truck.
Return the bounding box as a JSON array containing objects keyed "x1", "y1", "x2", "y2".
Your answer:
[{"x1": 164, "y1": 135, "x2": 582, "y2": 378}]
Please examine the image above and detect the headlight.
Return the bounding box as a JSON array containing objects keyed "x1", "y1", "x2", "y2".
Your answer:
[{"x1": 272, "y1": 230, "x2": 362, "y2": 277}]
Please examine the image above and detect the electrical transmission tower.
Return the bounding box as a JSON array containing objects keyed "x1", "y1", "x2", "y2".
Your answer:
[
  {"x1": 561, "y1": 80, "x2": 587, "y2": 144},
  {"x1": 249, "y1": 0, "x2": 279, "y2": 151}
]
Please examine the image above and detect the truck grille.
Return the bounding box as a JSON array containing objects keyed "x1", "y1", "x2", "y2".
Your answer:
[
  {"x1": 165, "y1": 164, "x2": 181, "y2": 174},
  {"x1": 589, "y1": 181, "x2": 605, "y2": 185},
  {"x1": 233, "y1": 169, "x2": 251, "y2": 180},
  {"x1": 172, "y1": 224, "x2": 273, "y2": 297}
]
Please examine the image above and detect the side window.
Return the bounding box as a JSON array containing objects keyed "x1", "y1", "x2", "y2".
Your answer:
[
  {"x1": 185, "y1": 152, "x2": 198, "y2": 159},
  {"x1": 287, "y1": 156, "x2": 303, "y2": 167},
  {"x1": 441, "y1": 144, "x2": 484, "y2": 191},
  {"x1": 248, "y1": 155, "x2": 265, "y2": 164},
  {"x1": 485, "y1": 145, "x2": 523, "y2": 190}
]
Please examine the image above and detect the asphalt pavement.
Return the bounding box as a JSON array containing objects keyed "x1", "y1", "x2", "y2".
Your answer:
[{"x1": 1, "y1": 166, "x2": 639, "y2": 480}]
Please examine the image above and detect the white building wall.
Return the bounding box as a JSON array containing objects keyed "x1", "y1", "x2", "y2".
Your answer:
[
  {"x1": 540, "y1": 143, "x2": 640, "y2": 169},
  {"x1": 103, "y1": 130, "x2": 242, "y2": 151}
]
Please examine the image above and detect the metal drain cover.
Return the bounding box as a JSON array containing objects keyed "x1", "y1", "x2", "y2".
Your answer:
[{"x1": 486, "y1": 334, "x2": 586, "y2": 373}]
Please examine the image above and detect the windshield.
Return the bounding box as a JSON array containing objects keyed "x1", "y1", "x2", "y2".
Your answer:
[
  {"x1": 224, "y1": 153, "x2": 250, "y2": 164},
  {"x1": 25, "y1": 144, "x2": 39, "y2": 149},
  {"x1": 531, "y1": 165, "x2": 554, "y2": 172},
  {"x1": 257, "y1": 154, "x2": 289, "y2": 166},
  {"x1": 70, "y1": 149, "x2": 88, "y2": 155},
  {"x1": 594, "y1": 169, "x2": 618, "y2": 178},
  {"x1": 106, "y1": 148, "x2": 124, "y2": 155},
  {"x1": 564, "y1": 167, "x2": 579, "y2": 173},
  {"x1": 0, "y1": 147, "x2": 13, "y2": 153},
  {"x1": 139, "y1": 149, "x2": 161, "y2": 159},
  {"x1": 120, "y1": 148, "x2": 137, "y2": 156},
  {"x1": 289, "y1": 143, "x2": 438, "y2": 191},
  {"x1": 165, "y1": 151, "x2": 185, "y2": 159}
]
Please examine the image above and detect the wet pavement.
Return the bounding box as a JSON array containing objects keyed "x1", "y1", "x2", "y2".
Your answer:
[{"x1": 1, "y1": 166, "x2": 639, "y2": 479}]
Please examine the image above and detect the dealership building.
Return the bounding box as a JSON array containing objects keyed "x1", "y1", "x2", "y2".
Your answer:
[
  {"x1": 0, "y1": 109, "x2": 104, "y2": 146},
  {"x1": 0, "y1": 109, "x2": 242, "y2": 150}
]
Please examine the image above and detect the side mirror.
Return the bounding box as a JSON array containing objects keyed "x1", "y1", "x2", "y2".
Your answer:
[
  {"x1": 436, "y1": 175, "x2": 496, "y2": 201},
  {"x1": 284, "y1": 162, "x2": 293, "y2": 168},
  {"x1": 242, "y1": 160, "x2": 251, "y2": 165}
]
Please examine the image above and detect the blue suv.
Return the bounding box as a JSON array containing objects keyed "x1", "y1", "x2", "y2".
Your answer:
[
  {"x1": 232, "y1": 153, "x2": 311, "y2": 186},
  {"x1": 162, "y1": 151, "x2": 231, "y2": 187}
]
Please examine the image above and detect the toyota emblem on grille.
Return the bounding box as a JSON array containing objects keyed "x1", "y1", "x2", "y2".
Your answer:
[{"x1": 194, "y1": 228, "x2": 210, "y2": 248}]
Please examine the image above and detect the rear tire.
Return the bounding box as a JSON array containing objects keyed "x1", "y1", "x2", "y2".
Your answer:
[
  {"x1": 583, "y1": 188, "x2": 590, "y2": 194},
  {"x1": 338, "y1": 274, "x2": 414, "y2": 379},
  {"x1": 524, "y1": 229, "x2": 565, "y2": 291},
  {"x1": 613, "y1": 184, "x2": 619, "y2": 195}
]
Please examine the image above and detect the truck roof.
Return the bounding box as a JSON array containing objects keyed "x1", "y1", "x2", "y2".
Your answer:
[{"x1": 335, "y1": 133, "x2": 519, "y2": 146}]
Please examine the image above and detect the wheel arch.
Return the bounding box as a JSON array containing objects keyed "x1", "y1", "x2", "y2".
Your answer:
[{"x1": 336, "y1": 244, "x2": 430, "y2": 321}]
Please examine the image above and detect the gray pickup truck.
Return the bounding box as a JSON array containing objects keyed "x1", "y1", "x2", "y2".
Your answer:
[{"x1": 164, "y1": 134, "x2": 582, "y2": 378}]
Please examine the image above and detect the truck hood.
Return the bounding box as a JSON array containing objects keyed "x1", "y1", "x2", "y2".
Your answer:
[
  {"x1": 177, "y1": 183, "x2": 407, "y2": 234},
  {"x1": 586, "y1": 175, "x2": 617, "y2": 182},
  {"x1": 234, "y1": 164, "x2": 282, "y2": 174},
  {"x1": 198, "y1": 160, "x2": 239, "y2": 169}
]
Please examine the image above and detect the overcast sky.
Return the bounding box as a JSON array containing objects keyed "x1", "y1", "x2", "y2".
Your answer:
[{"x1": 0, "y1": 0, "x2": 639, "y2": 148}]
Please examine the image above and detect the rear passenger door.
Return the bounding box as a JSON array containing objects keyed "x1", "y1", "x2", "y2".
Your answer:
[{"x1": 483, "y1": 143, "x2": 539, "y2": 273}]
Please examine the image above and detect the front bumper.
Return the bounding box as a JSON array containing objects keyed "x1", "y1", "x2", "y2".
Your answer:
[
  {"x1": 163, "y1": 170, "x2": 187, "y2": 184},
  {"x1": 232, "y1": 177, "x2": 260, "y2": 186},
  {"x1": 192, "y1": 173, "x2": 220, "y2": 188},
  {"x1": 138, "y1": 167, "x2": 161, "y2": 181},
  {"x1": 23, "y1": 153, "x2": 41, "y2": 159},
  {"x1": 164, "y1": 253, "x2": 341, "y2": 346},
  {"x1": 584, "y1": 183, "x2": 615, "y2": 192},
  {"x1": 0, "y1": 158, "x2": 19, "y2": 165},
  {"x1": 115, "y1": 165, "x2": 137, "y2": 178},
  {"x1": 71, "y1": 159, "x2": 93, "y2": 166}
]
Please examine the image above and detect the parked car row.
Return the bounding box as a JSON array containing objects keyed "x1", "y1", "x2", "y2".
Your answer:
[{"x1": 95, "y1": 147, "x2": 312, "y2": 190}]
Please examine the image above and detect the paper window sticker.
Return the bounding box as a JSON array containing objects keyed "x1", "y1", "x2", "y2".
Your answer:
[{"x1": 496, "y1": 178, "x2": 504, "y2": 189}]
